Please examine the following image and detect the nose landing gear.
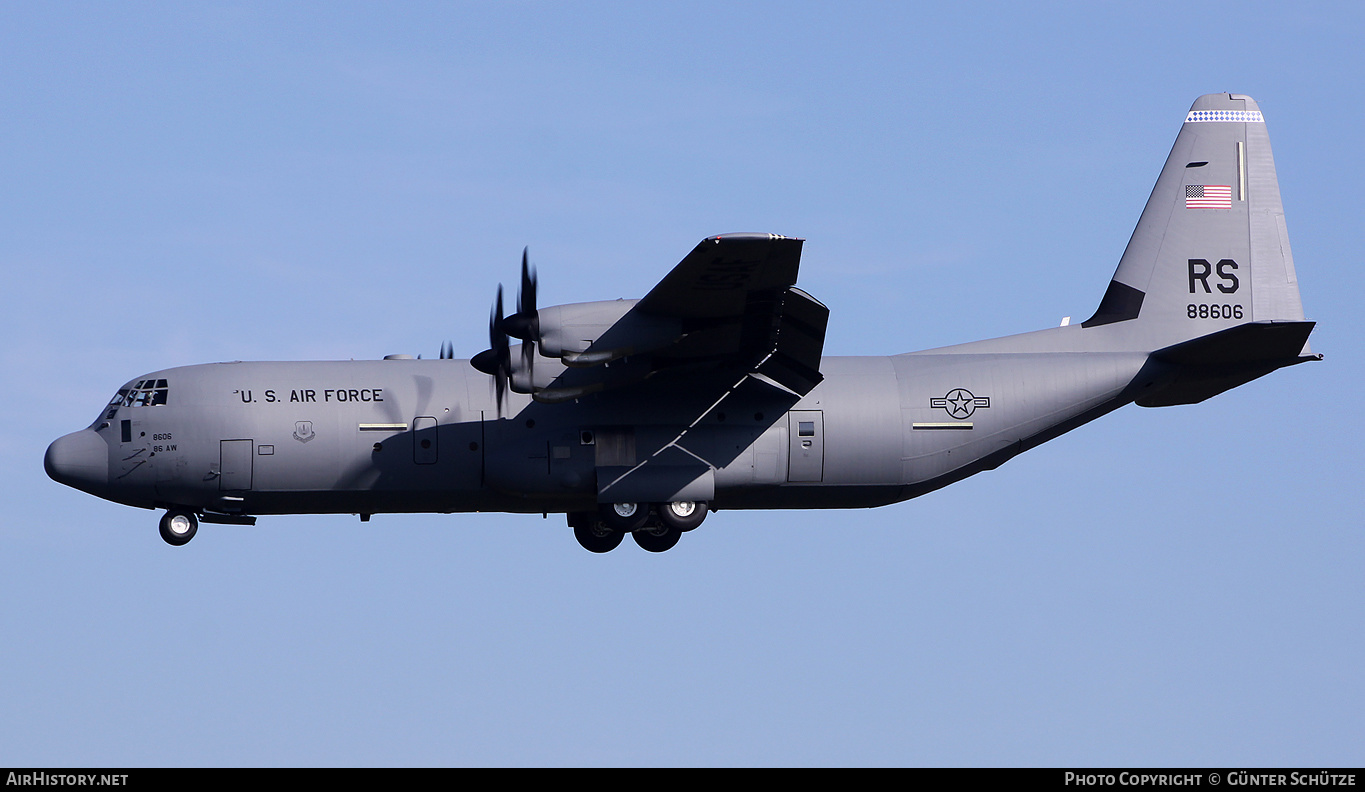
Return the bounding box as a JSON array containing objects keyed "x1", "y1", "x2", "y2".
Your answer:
[{"x1": 158, "y1": 510, "x2": 198, "y2": 546}]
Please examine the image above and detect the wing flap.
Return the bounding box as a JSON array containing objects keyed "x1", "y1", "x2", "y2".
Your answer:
[{"x1": 754, "y1": 287, "x2": 829, "y2": 394}]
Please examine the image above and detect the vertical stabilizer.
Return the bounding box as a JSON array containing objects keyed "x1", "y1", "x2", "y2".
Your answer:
[{"x1": 1084, "y1": 94, "x2": 1307, "y2": 352}]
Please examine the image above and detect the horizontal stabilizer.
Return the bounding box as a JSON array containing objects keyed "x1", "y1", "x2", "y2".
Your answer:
[{"x1": 1138, "y1": 320, "x2": 1319, "y2": 406}]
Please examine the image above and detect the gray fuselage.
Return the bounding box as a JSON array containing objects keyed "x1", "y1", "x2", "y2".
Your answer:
[{"x1": 57, "y1": 325, "x2": 1153, "y2": 519}]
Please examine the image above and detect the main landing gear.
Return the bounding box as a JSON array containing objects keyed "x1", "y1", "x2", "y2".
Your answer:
[{"x1": 569, "y1": 501, "x2": 709, "y2": 553}]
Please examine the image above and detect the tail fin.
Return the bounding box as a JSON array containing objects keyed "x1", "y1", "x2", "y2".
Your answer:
[
  {"x1": 1084, "y1": 94, "x2": 1309, "y2": 346},
  {"x1": 1084, "y1": 94, "x2": 1319, "y2": 405}
]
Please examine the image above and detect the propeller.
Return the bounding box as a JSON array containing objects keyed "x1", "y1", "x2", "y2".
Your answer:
[
  {"x1": 499, "y1": 248, "x2": 538, "y2": 336},
  {"x1": 502, "y1": 247, "x2": 540, "y2": 374},
  {"x1": 470, "y1": 247, "x2": 542, "y2": 416},
  {"x1": 470, "y1": 284, "x2": 511, "y2": 415}
]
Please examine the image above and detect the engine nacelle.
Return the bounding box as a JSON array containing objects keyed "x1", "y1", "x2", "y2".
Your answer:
[{"x1": 533, "y1": 300, "x2": 680, "y2": 366}]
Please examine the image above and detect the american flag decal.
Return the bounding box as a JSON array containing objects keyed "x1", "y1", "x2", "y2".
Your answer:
[{"x1": 1186, "y1": 184, "x2": 1232, "y2": 209}]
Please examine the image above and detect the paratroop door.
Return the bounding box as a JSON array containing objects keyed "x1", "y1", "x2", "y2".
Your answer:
[{"x1": 786, "y1": 411, "x2": 824, "y2": 482}]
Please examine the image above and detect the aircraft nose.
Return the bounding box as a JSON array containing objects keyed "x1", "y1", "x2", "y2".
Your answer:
[{"x1": 45, "y1": 429, "x2": 109, "y2": 494}]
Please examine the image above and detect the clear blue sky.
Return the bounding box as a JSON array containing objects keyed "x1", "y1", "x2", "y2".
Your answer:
[{"x1": 3, "y1": 1, "x2": 1361, "y2": 767}]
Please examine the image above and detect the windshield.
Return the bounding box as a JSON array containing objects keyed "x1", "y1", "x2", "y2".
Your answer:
[{"x1": 103, "y1": 379, "x2": 169, "y2": 419}]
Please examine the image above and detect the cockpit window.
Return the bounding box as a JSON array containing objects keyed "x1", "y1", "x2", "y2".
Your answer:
[{"x1": 105, "y1": 380, "x2": 169, "y2": 418}]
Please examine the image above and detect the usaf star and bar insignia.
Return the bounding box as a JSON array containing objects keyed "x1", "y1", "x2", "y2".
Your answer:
[{"x1": 931, "y1": 388, "x2": 991, "y2": 420}]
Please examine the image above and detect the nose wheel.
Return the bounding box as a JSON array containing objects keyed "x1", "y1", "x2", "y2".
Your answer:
[{"x1": 158, "y1": 510, "x2": 198, "y2": 546}]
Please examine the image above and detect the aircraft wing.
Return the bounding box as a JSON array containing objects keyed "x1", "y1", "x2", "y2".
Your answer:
[
  {"x1": 637, "y1": 233, "x2": 827, "y2": 393},
  {"x1": 636, "y1": 233, "x2": 805, "y2": 319},
  {"x1": 540, "y1": 233, "x2": 829, "y2": 401},
  {"x1": 539, "y1": 234, "x2": 830, "y2": 506}
]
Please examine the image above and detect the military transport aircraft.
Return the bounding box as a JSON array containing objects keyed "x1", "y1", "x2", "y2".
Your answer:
[{"x1": 46, "y1": 94, "x2": 1318, "y2": 553}]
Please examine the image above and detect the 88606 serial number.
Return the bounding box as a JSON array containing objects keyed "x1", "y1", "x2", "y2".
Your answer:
[{"x1": 1188, "y1": 303, "x2": 1244, "y2": 319}]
